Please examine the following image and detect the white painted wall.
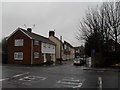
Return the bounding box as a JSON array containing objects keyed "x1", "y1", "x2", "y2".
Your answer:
[{"x1": 41, "y1": 42, "x2": 55, "y2": 54}]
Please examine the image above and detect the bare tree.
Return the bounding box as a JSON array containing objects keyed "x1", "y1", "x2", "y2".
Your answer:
[
  {"x1": 77, "y1": 1, "x2": 120, "y2": 52},
  {"x1": 104, "y1": 2, "x2": 120, "y2": 51}
]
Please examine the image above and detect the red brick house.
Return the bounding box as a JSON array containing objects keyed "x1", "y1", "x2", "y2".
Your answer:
[{"x1": 7, "y1": 27, "x2": 55, "y2": 64}]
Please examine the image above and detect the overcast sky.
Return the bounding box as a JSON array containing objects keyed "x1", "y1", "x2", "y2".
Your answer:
[{"x1": 2, "y1": 2, "x2": 102, "y2": 47}]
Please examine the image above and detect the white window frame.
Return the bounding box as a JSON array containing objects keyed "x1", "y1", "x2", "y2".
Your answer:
[
  {"x1": 15, "y1": 39, "x2": 23, "y2": 46},
  {"x1": 14, "y1": 52, "x2": 23, "y2": 60},
  {"x1": 34, "y1": 52, "x2": 39, "y2": 58},
  {"x1": 34, "y1": 40, "x2": 39, "y2": 45}
]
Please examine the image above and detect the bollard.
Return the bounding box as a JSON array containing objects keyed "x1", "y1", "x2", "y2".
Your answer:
[{"x1": 97, "y1": 77, "x2": 102, "y2": 90}]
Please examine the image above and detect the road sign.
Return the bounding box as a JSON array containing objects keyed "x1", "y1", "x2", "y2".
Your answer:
[{"x1": 91, "y1": 49, "x2": 95, "y2": 53}]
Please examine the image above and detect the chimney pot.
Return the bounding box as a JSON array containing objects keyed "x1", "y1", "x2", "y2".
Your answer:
[
  {"x1": 49, "y1": 30, "x2": 55, "y2": 37},
  {"x1": 27, "y1": 28, "x2": 32, "y2": 32}
]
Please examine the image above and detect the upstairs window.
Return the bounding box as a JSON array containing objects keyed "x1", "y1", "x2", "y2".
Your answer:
[
  {"x1": 34, "y1": 40, "x2": 39, "y2": 45},
  {"x1": 14, "y1": 52, "x2": 23, "y2": 60},
  {"x1": 15, "y1": 39, "x2": 23, "y2": 46}
]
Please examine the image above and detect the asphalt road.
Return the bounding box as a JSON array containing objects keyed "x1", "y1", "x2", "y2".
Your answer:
[{"x1": 1, "y1": 61, "x2": 120, "y2": 89}]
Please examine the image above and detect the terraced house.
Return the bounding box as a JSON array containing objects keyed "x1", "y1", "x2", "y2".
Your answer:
[
  {"x1": 7, "y1": 27, "x2": 56, "y2": 64},
  {"x1": 63, "y1": 41, "x2": 75, "y2": 60},
  {"x1": 49, "y1": 30, "x2": 75, "y2": 61},
  {"x1": 49, "y1": 30, "x2": 64, "y2": 62}
]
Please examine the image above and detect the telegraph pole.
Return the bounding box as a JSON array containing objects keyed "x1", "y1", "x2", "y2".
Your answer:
[{"x1": 60, "y1": 36, "x2": 62, "y2": 64}]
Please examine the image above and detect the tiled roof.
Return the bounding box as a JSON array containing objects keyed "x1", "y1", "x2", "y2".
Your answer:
[
  {"x1": 19, "y1": 28, "x2": 55, "y2": 45},
  {"x1": 74, "y1": 46, "x2": 84, "y2": 50},
  {"x1": 64, "y1": 41, "x2": 73, "y2": 48}
]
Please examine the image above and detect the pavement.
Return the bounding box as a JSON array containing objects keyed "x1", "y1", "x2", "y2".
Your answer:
[
  {"x1": 82, "y1": 67, "x2": 119, "y2": 72},
  {"x1": 54, "y1": 61, "x2": 120, "y2": 72}
]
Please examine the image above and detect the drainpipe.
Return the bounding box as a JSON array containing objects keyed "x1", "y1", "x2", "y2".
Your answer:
[{"x1": 31, "y1": 40, "x2": 33, "y2": 64}]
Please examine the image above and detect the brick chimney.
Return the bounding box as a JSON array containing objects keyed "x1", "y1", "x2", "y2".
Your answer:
[{"x1": 49, "y1": 30, "x2": 55, "y2": 37}]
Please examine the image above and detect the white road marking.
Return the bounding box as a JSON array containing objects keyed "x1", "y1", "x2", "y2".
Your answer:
[
  {"x1": 19, "y1": 78, "x2": 31, "y2": 81},
  {"x1": 12, "y1": 72, "x2": 29, "y2": 78},
  {"x1": 58, "y1": 81, "x2": 82, "y2": 85},
  {"x1": 19, "y1": 76, "x2": 47, "y2": 81},
  {"x1": 28, "y1": 76, "x2": 47, "y2": 80},
  {"x1": 0, "y1": 72, "x2": 29, "y2": 82},
  {"x1": 58, "y1": 83, "x2": 82, "y2": 88},
  {"x1": 0, "y1": 78, "x2": 9, "y2": 81},
  {"x1": 62, "y1": 79, "x2": 80, "y2": 82},
  {"x1": 57, "y1": 77, "x2": 85, "y2": 88},
  {"x1": 97, "y1": 71, "x2": 104, "y2": 72}
]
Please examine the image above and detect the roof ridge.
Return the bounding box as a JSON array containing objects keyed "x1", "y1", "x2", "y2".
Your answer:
[
  {"x1": 20, "y1": 28, "x2": 48, "y2": 39},
  {"x1": 31, "y1": 31, "x2": 49, "y2": 40},
  {"x1": 19, "y1": 27, "x2": 55, "y2": 45},
  {"x1": 64, "y1": 40, "x2": 73, "y2": 47}
]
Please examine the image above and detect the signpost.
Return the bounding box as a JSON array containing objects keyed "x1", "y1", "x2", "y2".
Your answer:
[{"x1": 91, "y1": 49, "x2": 95, "y2": 67}]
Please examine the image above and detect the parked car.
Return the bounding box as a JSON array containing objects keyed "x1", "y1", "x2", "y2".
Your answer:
[{"x1": 73, "y1": 58, "x2": 84, "y2": 66}]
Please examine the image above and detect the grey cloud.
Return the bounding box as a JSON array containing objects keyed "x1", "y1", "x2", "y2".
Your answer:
[{"x1": 2, "y1": 2, "x2": 102, "y2": 46}]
